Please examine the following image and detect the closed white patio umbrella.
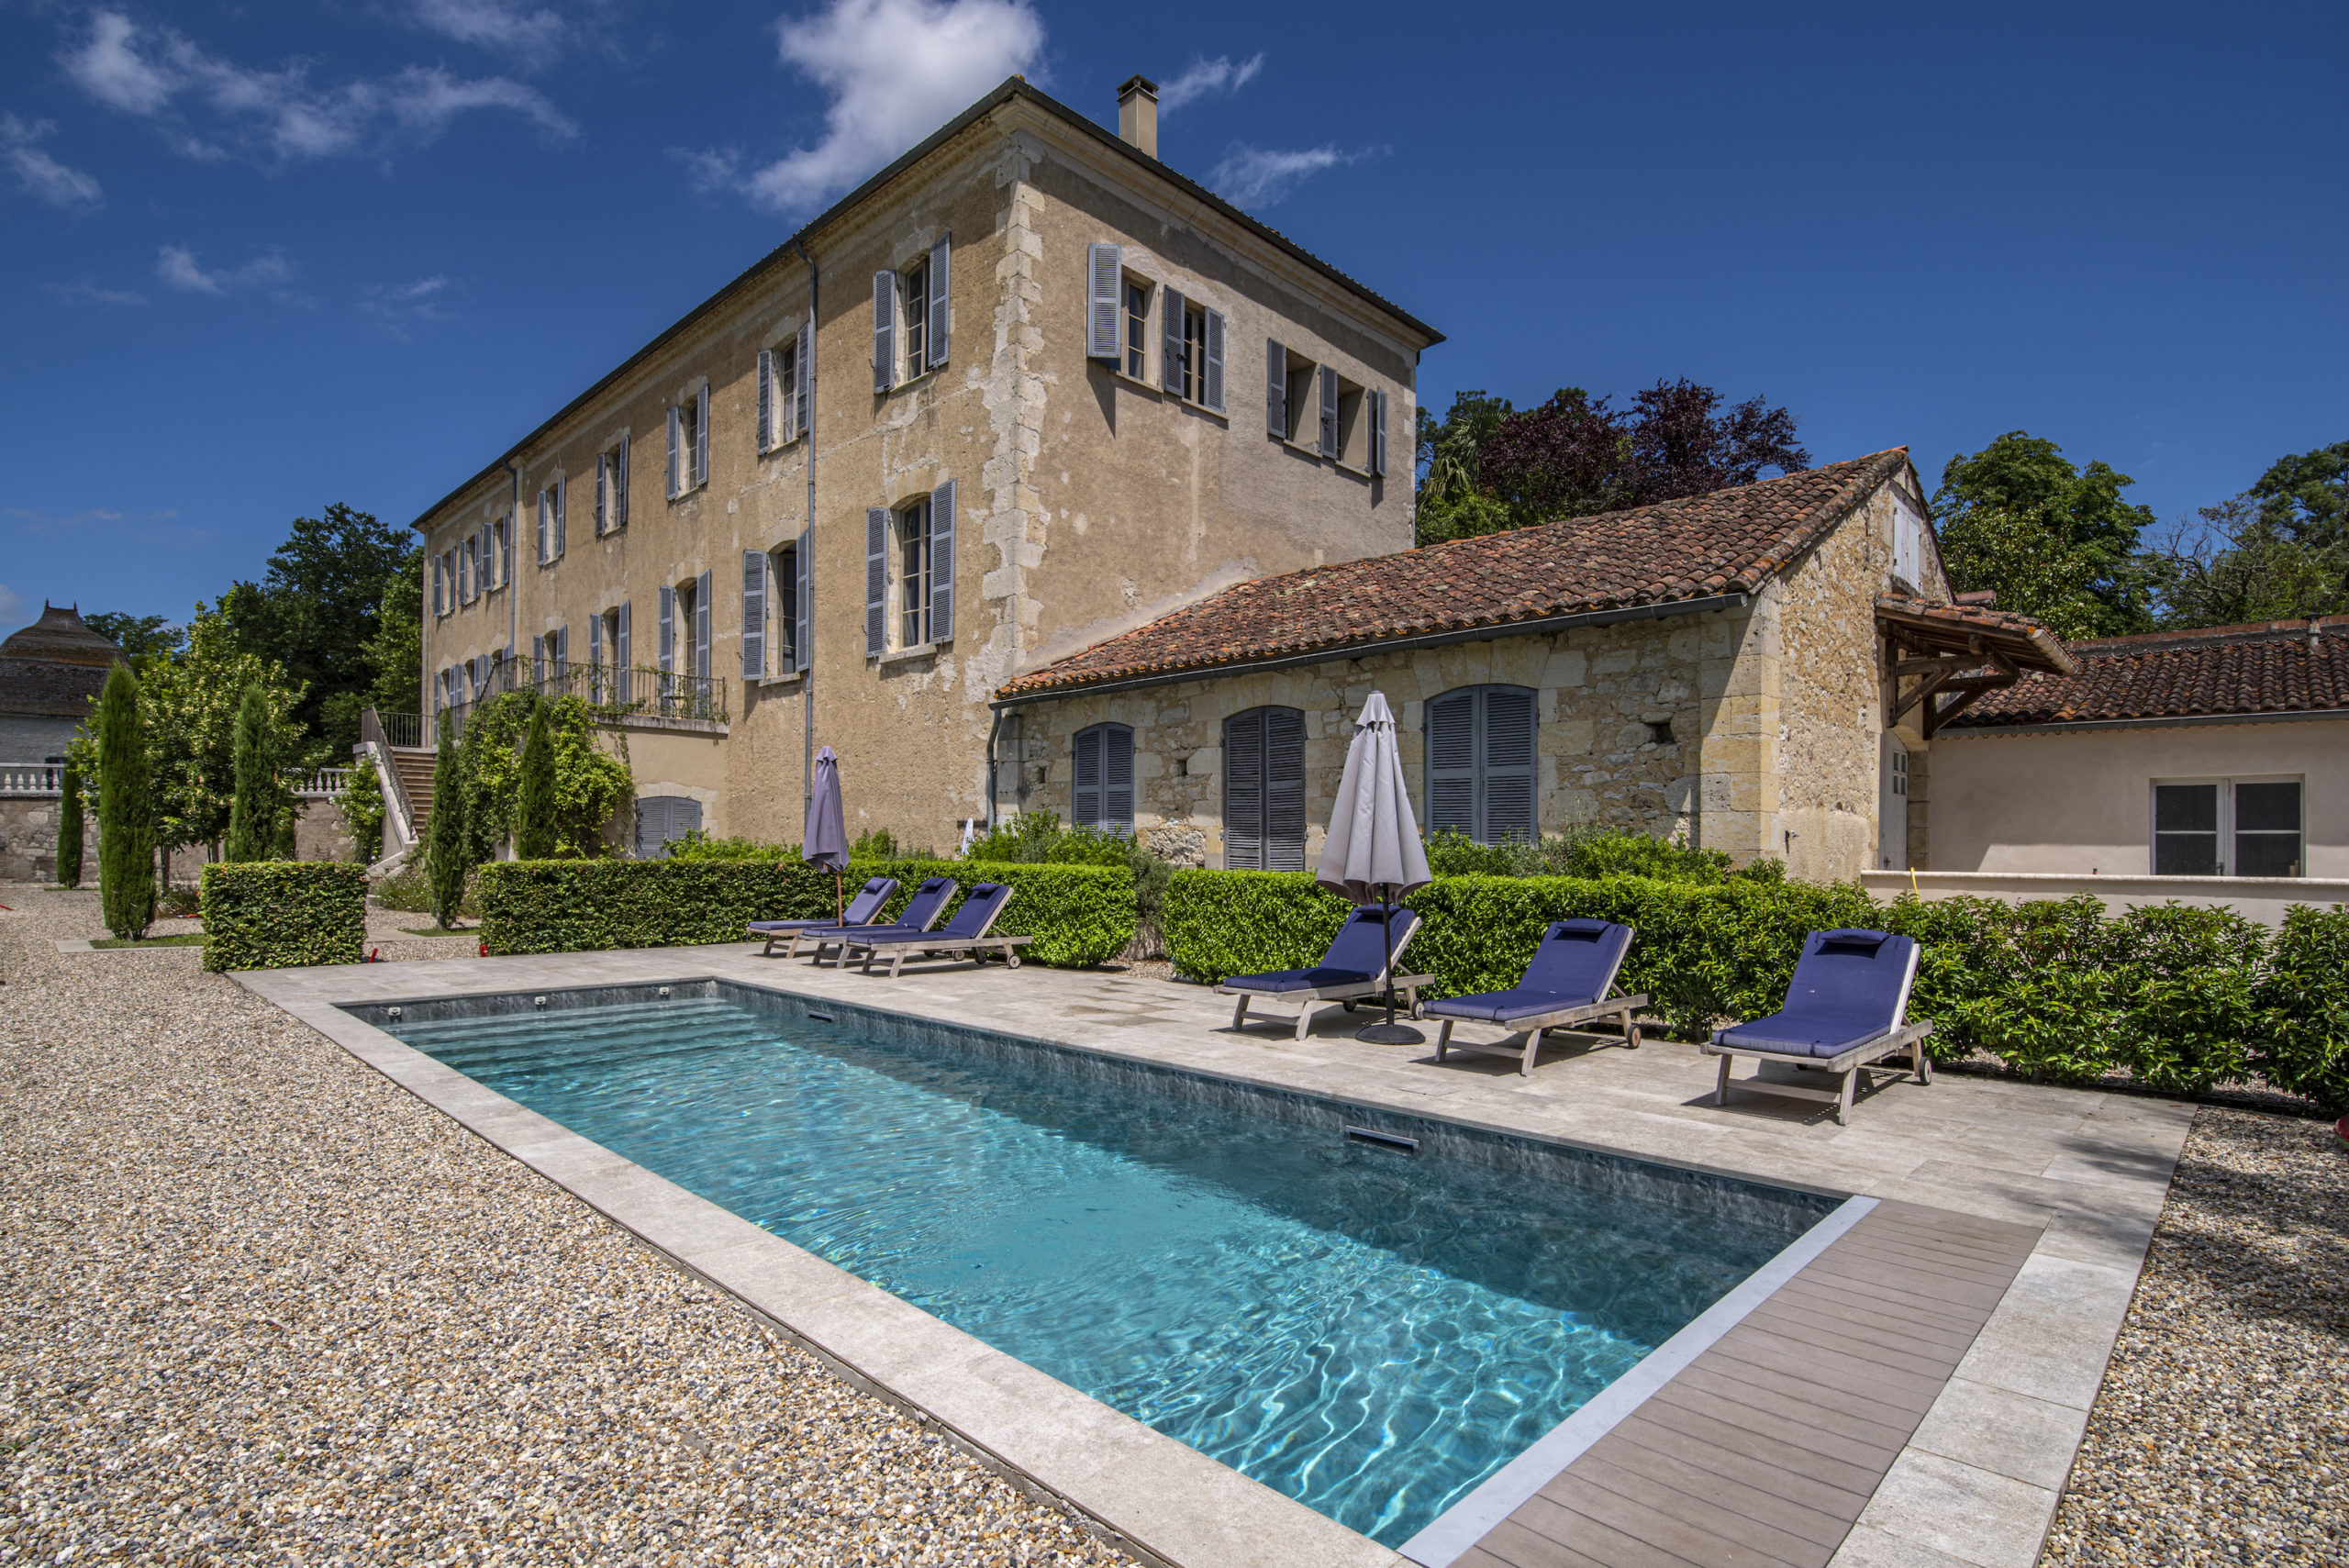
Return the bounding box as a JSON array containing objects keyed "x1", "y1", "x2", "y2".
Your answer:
[{"x1": 1318, "y1": 692, "x2": 1432, "y2": 1043}]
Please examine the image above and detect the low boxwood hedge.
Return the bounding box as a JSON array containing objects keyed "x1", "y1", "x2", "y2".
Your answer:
[
  {"x1": 1163, "y1": 868, "x2": 2349, "y2": 1109},
  {"x1": 478, "y1": 856, "x2": 1135, "y2": 969},
  {"x1": 201, "y1": 861, "x2": 367, "y2": 972}
]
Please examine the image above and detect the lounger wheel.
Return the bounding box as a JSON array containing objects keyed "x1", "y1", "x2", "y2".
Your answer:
[{"x1": 1006, "y1": 951, "x2": 1020, "y2": 969}]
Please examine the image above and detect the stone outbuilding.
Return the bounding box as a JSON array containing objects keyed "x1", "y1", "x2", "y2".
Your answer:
[
  {"x1": 988, "y1": 449, "x2": 2078, "y2": 883},
  {"x1": 0, "y1": 603, "x2": 122, "y2": 760}
]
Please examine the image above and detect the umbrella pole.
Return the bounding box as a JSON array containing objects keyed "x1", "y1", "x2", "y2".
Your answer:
[
  {"x1": 834, "y1": 869, "x2": 842, "y2": 925},
  {"x1": 1356, "y1": 885, "x2": 1423, "y2": 1045}
]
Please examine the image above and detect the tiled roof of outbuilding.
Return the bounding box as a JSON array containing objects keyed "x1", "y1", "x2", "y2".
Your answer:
[
  {"x1": 996, "y1": 449, "x2": 1915, "y2": 700},
  {"x1": 1949, "y1": 616, "x2": 2349, "y2": 728}
]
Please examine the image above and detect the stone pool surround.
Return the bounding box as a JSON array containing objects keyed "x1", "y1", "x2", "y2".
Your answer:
[{"x1": 238, "y1": 946, "x2": 2195, "y2": 1568}]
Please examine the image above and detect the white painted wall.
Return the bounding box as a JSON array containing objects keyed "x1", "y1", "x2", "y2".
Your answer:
[{"x1": 1929, "y1": 717, "x2": 2348, "y2": 877}]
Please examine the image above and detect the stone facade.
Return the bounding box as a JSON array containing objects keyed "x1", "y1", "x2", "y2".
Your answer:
[
  {"x1": 0, "y1": 797, "x2": 352, "y2": 885},
  {"x1": 416, "y1": 81, "x2": 1435, "y2": 853}
]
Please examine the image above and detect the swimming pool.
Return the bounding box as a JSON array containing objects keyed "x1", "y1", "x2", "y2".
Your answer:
[{"x1": 365, "y1": 983, "x2": 1833, "y2": 1547}]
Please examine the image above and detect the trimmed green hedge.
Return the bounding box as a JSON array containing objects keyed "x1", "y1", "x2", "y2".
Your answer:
[
  {"x1": 201, "y1": 862, "x2": 366, "y2": 972},
  {"x1": 479, "y1": 857, "x2": 1136, "y2": 969},
  {"x1": 1163, "y1": 869, "x2": 2349, "y2": 1109}
]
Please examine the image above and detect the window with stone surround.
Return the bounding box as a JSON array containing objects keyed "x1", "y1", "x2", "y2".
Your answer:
[
  {"x1": 1222, "y1": 706, "x2": 1306, "y2": 871},
  {"x1": 1424, "y1": 684, "x2": 1537, "y2": 843},
  {"x1": 1073, "y1": 723, "x2": 1134, "y2": 835}
]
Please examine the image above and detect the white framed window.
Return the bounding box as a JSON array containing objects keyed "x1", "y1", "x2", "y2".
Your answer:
[
  {"x1": 863, "y1": 479, "x2": 955, "y2": 657},
  {"x1": 757, "y1": 336, "x2": 805, "y2": 451},
  {"x1": 873, "y1": 235, "x2": 950, "y2": 393},
  {"x1": 2153, "y1": 777, "x2": 2304, "y2": 877},
  {"x1": 1123, "y1": 278, "x2": 1151, "y2": 379},
  {"x1": 596, "y1": 439, "x2": 629, "y2": 534},
  {"x1": 537, "y1": 481, "x2": 565, "y2": 565},
  {"x1": 666, "y1": 385, "x2": 708, "y2": 498},
  {"x1": 1157, "y1": 288, "x2": 1224, "y2": 411},
  {"x1": 895, "y1": 495, "x2": 931, "y2": 650}
]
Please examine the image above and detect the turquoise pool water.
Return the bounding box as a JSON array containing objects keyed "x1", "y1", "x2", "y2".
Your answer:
[{"x1": 379, "y1": 989, "x2": 1821, "y2": 1546}]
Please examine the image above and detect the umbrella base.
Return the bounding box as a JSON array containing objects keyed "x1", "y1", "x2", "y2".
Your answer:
[{"x1": 1356, "y1": 1022, "x2": 1426, "y2": 1045}]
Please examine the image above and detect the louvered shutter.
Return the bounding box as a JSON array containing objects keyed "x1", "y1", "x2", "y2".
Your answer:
[
  {"x1": 1368, "y1": 389, "x2": 1387, "y2": 477},
  {"x1": 741, "y1": 550, "x2": 765, "y2": 679},
  {"x1": 1426, "y1": 690, "x2": 1476, "y2": 835},
  {"x1": 873, "y1": 271, "x2": 896, "y2": 392},
  {"x1": 430, "y1": 554, "x2": 441, "y2": 616},
  {"x1": 666, "y1": 406, "x2": 681, "y2": 497},
  {"x1": 930, "y1": 478, "x2": 955, "y2": 643},
  {"x1": 1222, "y1": 708, "x2": 1264, "y2": 869},
  {"x1": 616, "y1": 439, "x2": 629, "y2": 525},
  {"x1": 794, "y1": 321, "x2": 812, "y2": 439},
  {"x1": 1104, "y1": 725, "x2": 1134, "y2": 832},
  {"x1": 757, "y1": 349, "x2": 774, "y2": 450},
  {"x1": 1482, "y1": 686, "x2": 1538, "y2": 842},
  {"x1": 658, "y1": 584, "x2": 674, "y2": 674},
  {"x1": 694, "y1": 384, "x2": 709, "y2": 486},
  {"x1": 1073, "y1": 726, "x2": 1102, "y2": 828},
  {"x1": 1266, "y1": 340, "x2": 1287, "y2": 437},
  {"x1": 1162, "y1": 288, "x2": 1186, "y2": 393},
  {"x1": 928, "y1": 233, "x2": 950, "y2": 367},
  {"x1": 1203, "y1": 308, "x2": 1225, "y2": 412},
  {"x1": 554, "y1": 625, "x2": 567, "y2": 676},
  {"x1": 536, "y1": 493, "x2": 548, "y2": 565},
  {"x1": 1319, "y1": 365, "x2": 1339, "y2": 457},
  {"x1": 532, "y1": 634, "x2": 545, "y2": 688},
  {"x1": 794, "y1": 527, "x2": 811, "y2": 674},
  {"x1": 865, "y1": 507, "x2": 887, "y2": 656},
  {"x1": 616, "y1": 601, "x2": 631, "y2": 704},
  {"x1": 553, "y1": 476, "x2": 565, "y2": 557},
  {"x1": 1265, "y1": 706, "x2": 1307, "y2": 871},
  {"x1": 587, "y1": 614, "x2": 604, "y2": 700},
  {"x1": 1085, "y1": 243, "x2": 1120, "y2": 359},
  {"x1": 694, "y1": 569, "x2": 712, "y2": 682},
  {"x1": 595, "y1": 453, "x2": 607, "y2": 535}
]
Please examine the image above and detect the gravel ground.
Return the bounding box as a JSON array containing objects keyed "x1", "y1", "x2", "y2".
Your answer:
[
  {"x1": 0, "y1": 884, "x2": 1132, "y2": 1566},
  {"x1": 2041, "y1": 1106, "x2": 2347, "y2": 1567}
]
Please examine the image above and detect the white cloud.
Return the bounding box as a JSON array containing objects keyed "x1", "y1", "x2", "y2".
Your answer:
[
  {"x1": 1157, "y1": 53, "x2": 1263, "y2": 117},
  {"x1": 361, "y1": 273, "x2": 457, "y2": 338},
  {"x1": 1210, "y1": 143, "x2": 1364, "y2": 206},
  {"x1": 49, "y1": 280, "x2": 149, "y2": 306},
  {"x1": 2, "y1": 115, "x2": 104, "y2": 207},
  {"x1": 405, "y1": 0, "x2": 576, "y2": 68},
  {"x1": 156, "y1": 244, "x2": 296, "y2": 295},
  {"x1": 61, "y1": 10, "x2": 578, "y2": 164},
  {"x1": 717, "y1": 0, "x2": 1043, "y2": 212}
]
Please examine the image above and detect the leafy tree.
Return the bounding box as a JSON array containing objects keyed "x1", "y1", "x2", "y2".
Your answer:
[
  {"x1": 426, "y1": 710, "x2": 471, "y2": 928},
  {"x1": 455, "y1": 693, "x2": 630, "y2": 861},
  {"x1": 339, "y1": 756, "x2": 386, "y2": 863},
  {"x1": 1414, "y1": 390, "x2": 1516, "y2": 545},
  {"x1": 514, "y1": 701, "x2": 558, "y2": 860},
  {"x1": 362, "y1": 548, "x2": 425, "y2": 717},
  {"x1": 95, "y1": 665, "x2": 156, "y2": 940},
  {"x1": 2148, "y1": 495, "x2": 2348, "y2": 628},
  {"x1": 81, "y1": 612, "x2": 184, "y2": 665},
  {"x1": 224, "y1": 683, "x2": 279, "y2": 862},
  {"x1": 55, "y1": 762, "x2": 83, "y2": 887},
  {"x1": 220, "y1": 503, "x2": 412, "y2": 752},
  {"x1": 1934, "y1": 432, "x2": 2156, "y2": 635},
  {"x1": 139, "y1": 606, "x2": 308, "y2": 858},
  {"x1": 2250, "y1": 440, "x2": 2349, "y2": 549}
]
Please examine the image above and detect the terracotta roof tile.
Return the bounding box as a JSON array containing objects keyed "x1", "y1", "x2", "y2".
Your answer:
[
  {"x1": 1951, "y1": 616, "x2": 2349, "y2": 727},
  {"x1": 996, "y1": 449, "x2": 1913, "y2": 699}
]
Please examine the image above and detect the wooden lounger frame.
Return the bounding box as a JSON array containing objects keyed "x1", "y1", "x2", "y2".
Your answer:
[
  {"x1": 1432, "y1": 993, "x2": 1651, "y2": 1076},
  {"x1": 1702, "y1": 1022, "x2": 1934, "y2": 1126},
  {"x1": 1218, "y1": 973, "x2": 1436, "y2": 1041},
  {"x1": 838, "y1": 931, "x2": 1034, "y2": 977}
]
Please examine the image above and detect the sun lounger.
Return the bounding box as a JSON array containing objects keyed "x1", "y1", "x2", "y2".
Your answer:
[
  {"x1": 1702, "y1": 927, "x2": 1933, "y2": 1125},
  {"x1": 1427, "y1": 918, "x2": 1649, "y2": 1075},
  {"x1": 786, "y1": 875, "x2": 958, "y2": 962},
  {"x1": 747, "y1": 875, "x2": 899, "y2": 955},
  {"x1": 838, "y1": 882, "x2": 1030, "y2": 975},
  {"x1": 1216, "y1": 905, "x2": 1434, "y2": 1040}
]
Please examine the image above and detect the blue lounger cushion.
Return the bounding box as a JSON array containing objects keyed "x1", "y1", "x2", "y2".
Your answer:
[
  {"x1": 1221, "y1": 905, "x2": 1419, "y2": 994},
  {"x1": 749, "y1": 876, "x2": 898, "y2": 934},
  {"x1": 1427, "y1": 919, "x2": 1634, "y2": 1021},
  {"x1": 796, "y1": 876, "x2": 958, "y2": 941},
  {"x1": 856, "y1": 882, "x2": 1014, "y2": 944},
  {"x1": 1716, "y1": 928, "x2": 1918, "y2": 1059}
]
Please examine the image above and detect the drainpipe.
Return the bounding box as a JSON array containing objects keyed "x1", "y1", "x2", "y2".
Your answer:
[
  {"x1": 985, "y1": 708, "x2": 1004, "y2": 831},
  {"x1": 505, "y1": 457, "x2": 522, "y2": 683},
  {"x1": 792, "y1": 235, "x2": 818, "y2": 813}
]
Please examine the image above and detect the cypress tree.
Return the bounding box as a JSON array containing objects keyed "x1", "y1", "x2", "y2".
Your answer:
[
  {"x1": 96, "y1": 665, "x2": 156, "y2": 940},
  {"x1": 426, "y1": 708, "x2": 470, "y2": 929},
  {"x1": 225, "y1": 683, "x2": 273, "y2": 862},
  {"x1": 55, "y1": 762, "x2": 84, "y2": 887},
  {"x1": 514, "y1": 700, "x2": 557, "y2": 860}
]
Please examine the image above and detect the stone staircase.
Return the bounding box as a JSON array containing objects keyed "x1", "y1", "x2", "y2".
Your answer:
[{"x1": 386, "y1": 746, "x2": 436, "y2": 829}]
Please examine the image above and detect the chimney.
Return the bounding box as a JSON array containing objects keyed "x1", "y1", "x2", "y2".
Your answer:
[{"x1": 1117, "y1": 75, "x2": 1158, "y2": 159}]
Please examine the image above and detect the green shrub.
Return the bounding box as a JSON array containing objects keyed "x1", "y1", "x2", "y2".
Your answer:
[
  {"x1": 201, "y1": 861, "x2": 365, "y2": 972},
  {"x1": 666, "y1": 830, "x2": 796, "y2": 862},
  {"x1": 513, "y1": 702, "x2": 558, "y2": 860},
  {"x1": 2255, "y1": 904, "x2": 2349, "y2": 1110},
  {"x1": 224, "y1": 682, "x2": 276, "y2": 863},
  {"x1": 55, "y1": 762, "x2": 83, "y2": 887},
  {"x1": 339, "y1": 755, "x2": 385, "y2": 862},
  {"x1": 958, "y1": 813, "x2": 1171, "y2": 956},
  {"x1": 425, "y1": 710, "x2": 470, "y2": 928},
  {"x1": 479, "y1": 858, "x2": 1136, "y2": 968},
  {"x1": 96, "y1": 663, "x2": 156, "y2": 940}
]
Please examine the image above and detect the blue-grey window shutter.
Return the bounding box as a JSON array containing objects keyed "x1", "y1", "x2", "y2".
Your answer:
[
  {"x1": 1481, "y1": 686, "x2": 1537, "y2": 842},
  {"x1": 794, "y1": 321, "x2": 812, "y2": 439},
  {"x1": 794, "y1": 527, "x2": 811, "y2": 673},
  {"x1": 616, "y1": 439, "x2": 629, "y2": 525},
  {"x1": 1074, "y1": 726, "x2": 1102, "y2": 828},
  {"x1": 595, "y1": 453, "x2": 607, "y2": 534},
  {"x1": 1104, "y1": 724, "x2": 1134, "y2": 832},
  {"x1": 666, "y1": 406, "x2": 681, "y2": 497},
  {"x1": 1162, "y1": 289, "x2": 1186, "y2": 393},
  {"x1": 1086, "y1": 243, "x2": 1120, "y2": 359},
  {"x1": 430, "y1": 554, "x2": 441, "y2": 616},
  {"x1": 658, "y1": 584, "x2": 674, "y2": 674},
  {"x1": 1319, "y1": 365, "x2": 1339, "y2": 457},
  {"x1": 532, "y1": 634, "x2": 544, "y2": 688},
  {"x1": 553, "y1": 476, "x2": 565, "y2": 557},
  {"x1": 757, "y1": 349, "x2": 774, "y2": 450},
  {"x1": 694, "y1": 385, "x2": 709, "y2": 486},
  {"x1": 1368, "y1": 389, "x2": 1387, "y2": 476},
  {"x1": 873, "y1": 271, "x2": 896, "y2": 392},
  {"x1": 588, "y1": 613, "x2": 604, "y2": 699},
  {"x1": 930, "y1": 478, "x2": 955, "y2": 643},
  {"x1": 1203, "y1": 307, "x2": 1225, "y2": 412},
  {"x1": 617, "y1": 600, "x2": 631, "y2": 704},
  {"x1": 1427, "y1": 689, "x2": 1476, "y2": 836},
  {"x1": 1266, "y1": 340, "x2": 1287, "y2": 437},
  {"x1": 695, "y1": 568, "x2": 712, "y2": 682},
  {"x1": 865, "y1": 506, "x2": 887, "y2": 656},
  {"x1": 1222, "y1": 708, "x2": 1264, "y2": 869},
  {"x1": 741, "y1": 550, "x2": 765, "y2": 679},
  {"x1": 928, "y1": 233, "x2": 950, "y2": 367},
  {"x1": 1265, "y1": 706, "x2": 1306, "y2": 872},
  {"x1": 536, "y1": 493, "x2": 548, "y2": 565}
]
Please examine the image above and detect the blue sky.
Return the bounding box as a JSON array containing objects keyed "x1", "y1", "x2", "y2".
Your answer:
[{"x1": 3, "y1": 0, "x2": 2344, "y2": 639}]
